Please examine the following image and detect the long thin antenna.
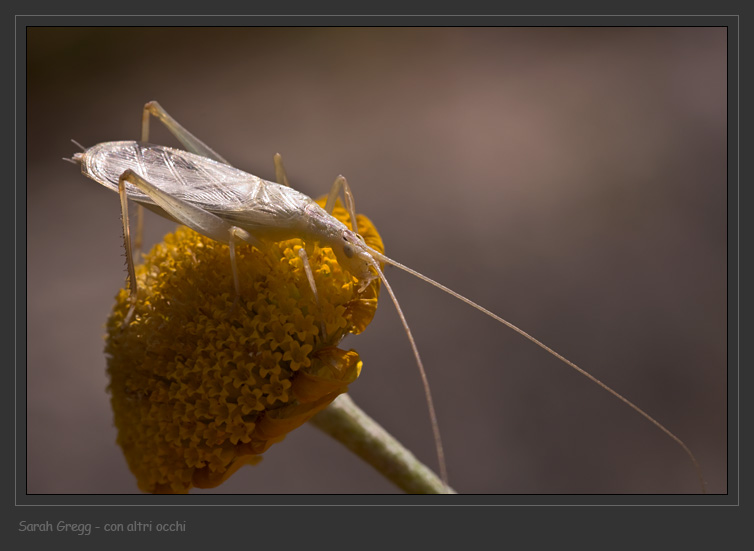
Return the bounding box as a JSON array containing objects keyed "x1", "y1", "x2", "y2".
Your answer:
[
  {"x1": 369, "y1": 259, "x2": 449, "y2": 488},
  {"x1": 367, "y1": 246, "x2": 707, "y2": 493}
]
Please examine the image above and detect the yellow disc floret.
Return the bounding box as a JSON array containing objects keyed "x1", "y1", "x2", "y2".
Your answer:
[{"x1": 105, "y1": 200, "x2": 383, "y2": 494}]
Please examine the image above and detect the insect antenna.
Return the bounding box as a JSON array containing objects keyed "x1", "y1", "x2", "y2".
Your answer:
[
  {"x1": 365, "y1": 246, "x2": 707, "y2": 493},
  {"x1": 367, "y1": 259, "x2": 449, "y2": 489},
  {"x1": 70, "y1": 139, "x2": 86, "y2": 151}
]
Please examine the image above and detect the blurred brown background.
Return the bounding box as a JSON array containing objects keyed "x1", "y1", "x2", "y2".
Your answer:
[{"x1": 26, "y1": 27, "x2": 727, "y2": 495}]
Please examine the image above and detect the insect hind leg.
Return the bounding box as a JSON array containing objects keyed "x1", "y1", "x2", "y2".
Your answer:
[
  {"x1": 117, "y1": 173, "x2": 140, "y2": 328},
  {"x1": 135, "y1": 100, "x2": 230, "y2": 263},
  {"x1": 141, "y1": 101, "x2": 229, "y2": 164},
  {"x1": 133, "y1": 204, "x2": 145, "y2": 264},
  {"x1": 117, "y1": 169, "x2": 264, "y2": 310}
]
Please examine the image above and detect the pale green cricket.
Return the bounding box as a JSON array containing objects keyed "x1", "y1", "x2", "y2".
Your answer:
[{"x1": 68, "y1": 101, "x2": 706, "y2": 492}]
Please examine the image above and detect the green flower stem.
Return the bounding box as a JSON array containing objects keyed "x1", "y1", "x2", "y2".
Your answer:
[{"x1": 309, "y1": 393, "x2": 456, "y2": 494}]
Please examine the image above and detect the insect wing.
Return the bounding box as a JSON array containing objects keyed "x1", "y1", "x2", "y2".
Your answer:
[{"x1": 82, "y1": 141, "x2": 265, "y2": 210}]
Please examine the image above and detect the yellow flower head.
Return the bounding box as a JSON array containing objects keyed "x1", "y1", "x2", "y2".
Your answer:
[{"x1": 105, "y1": 200, "x2": 383, "y2": 493}]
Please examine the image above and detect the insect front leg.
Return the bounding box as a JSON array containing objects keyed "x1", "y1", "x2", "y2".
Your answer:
[
  {"x1": 297, "y1": 246, "x2": 326, "y2": 339},
  {"x1": 117, "y1": 169, "x2": 263, "y2": 306},
  {"x1": 324, "y1": 175, "x2": 359, "y2": 234}
]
